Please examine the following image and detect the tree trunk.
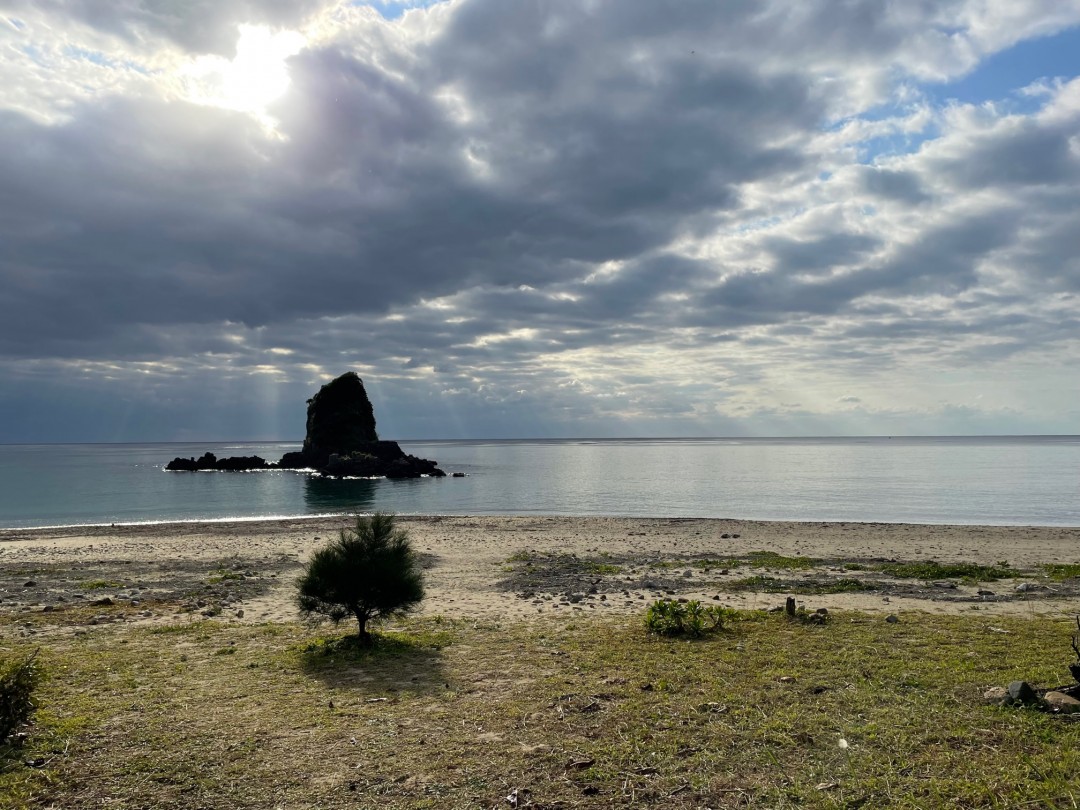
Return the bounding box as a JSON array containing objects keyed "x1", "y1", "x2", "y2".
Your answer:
[{"x1": 354, "y1": 609, "x2": 373, "y2": 647}]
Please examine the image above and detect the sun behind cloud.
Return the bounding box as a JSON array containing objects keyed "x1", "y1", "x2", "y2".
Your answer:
[{"x1": 182, "y1": 25, "x2": 305, "y2": 124}]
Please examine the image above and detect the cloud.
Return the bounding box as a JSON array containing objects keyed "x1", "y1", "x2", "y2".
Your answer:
[{"x1": 0, "y1": 0, "x2": 1079, "y2": 440}]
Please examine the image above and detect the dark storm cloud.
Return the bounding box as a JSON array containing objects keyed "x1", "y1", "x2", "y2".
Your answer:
[
  {"x1": 1, "y1": 0, "x2": 1079, "y2": 439},
  {"x1": 856, "y1": 167, "x2": 931, "y2": 204},
  {"x1": 0, "y1": 1, "x2": 826, "y2": 358}
]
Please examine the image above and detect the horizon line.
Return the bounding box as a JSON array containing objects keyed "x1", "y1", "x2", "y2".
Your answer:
[{"x1": 1, "y1": 433, "x2": 1078, "y2": 447}]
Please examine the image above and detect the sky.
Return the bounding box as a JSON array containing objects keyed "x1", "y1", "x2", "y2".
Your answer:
[{"x1": 1, "y1": 0, "x2": 1079, "y2": 442}]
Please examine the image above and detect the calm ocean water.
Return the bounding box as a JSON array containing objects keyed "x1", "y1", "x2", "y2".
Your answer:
[{"x1": 0, "y1": 437, "x2": 1078, "y2": 529}]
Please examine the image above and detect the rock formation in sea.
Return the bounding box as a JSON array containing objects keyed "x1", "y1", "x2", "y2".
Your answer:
[{"x1": 166, "y1": 372, "x2": 444, "y2": 478}]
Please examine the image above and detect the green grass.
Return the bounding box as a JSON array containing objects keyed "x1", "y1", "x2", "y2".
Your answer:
[
  {"x1": 1043, "y1": 563, "x2": 1080, "y2": 581},
  {"x1": 583, "y1": 562, "x2": 622, "y2": 575},
  {"x1": 654, "y1": 552, "x2": 820, "y2": 572},
  {"x1": 877, "y1": 561, "x2": 1020, "y2": 582},
  {"x1": 742, "y1": 551, "x2": 821, "y2": 570},
  {"x1": 728, "y1": 575, "x2": 877, "y2": 594},
  {"x1": 3, "y1": 613, "x2": 1080, "y2": 808},
  {"x1": 206, "y1": 571, "x2": 246, "y2": 585},
  {"x1": 79, "y1": 580, "x2": 124, "y2": 590}
]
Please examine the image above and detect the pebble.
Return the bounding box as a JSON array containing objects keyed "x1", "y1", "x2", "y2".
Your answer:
[{"x1": 885, "y1": 614, "x2": 899, "y2": 624}]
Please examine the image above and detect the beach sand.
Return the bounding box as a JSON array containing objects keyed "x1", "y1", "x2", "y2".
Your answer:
[{"x1": 2, "y1": 516, "x2": 1079, "y2": 631}]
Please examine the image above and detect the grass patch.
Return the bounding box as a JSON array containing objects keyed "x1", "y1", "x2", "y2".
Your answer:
[
  {"x1": 2, "y1": 612, "x2": 1080, "y2": 808},
  {"x1": 206, "y1": 571, "x2": 246, "y2": 585},
  {"x1": 583, "y1": 562, "x2": 622, "y2": 575},
  {"x1": 728, "y1": 576, "x2": 876, "y2": 595},
  {"x1": 80, "y1": 580, "x2": 124, "y2": 590},
  {"x1": 1043, "y1": 563, "x2": 1080, "y2": 581},
  {"x1": 743, "y1": 551, "x2": 820, "y2": 570},
  {"x1": 878, "y1": 561, "x2": 1020, "y2": 582}
]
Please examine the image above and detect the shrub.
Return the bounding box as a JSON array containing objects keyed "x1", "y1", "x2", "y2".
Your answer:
[
  {"x1": 1, "y1": 650, "x2": 41, "y2": 744},
  {"x1": 644, "y1": 599, "x2": 737, "y2": 637},
  {"x1": 297, "y1": 513, "x2": 423, "y2": 646}
]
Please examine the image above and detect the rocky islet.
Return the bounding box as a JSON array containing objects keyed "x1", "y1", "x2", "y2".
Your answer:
[{"x1": 166, "y1": 372, "x2": 445, "y2": 479}]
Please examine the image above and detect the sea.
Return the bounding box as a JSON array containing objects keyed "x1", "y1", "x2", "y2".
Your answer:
[{"x1": 0, "y1": 437, "x2": 1078, "y2": 530}]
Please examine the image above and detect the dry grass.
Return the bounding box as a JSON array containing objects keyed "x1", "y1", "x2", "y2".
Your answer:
[{"x1": 3, "y1": 607, "x2": 1080, "y2": 809}]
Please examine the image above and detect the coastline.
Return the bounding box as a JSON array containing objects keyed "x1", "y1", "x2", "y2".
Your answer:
[{"x1": 3, "y1": 515, "x2": 1079, "y2": 627}]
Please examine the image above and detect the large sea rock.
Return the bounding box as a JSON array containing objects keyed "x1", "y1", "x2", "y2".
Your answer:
[{"x1": 166, "y1": 373, "x2": 444, "y2": 478}]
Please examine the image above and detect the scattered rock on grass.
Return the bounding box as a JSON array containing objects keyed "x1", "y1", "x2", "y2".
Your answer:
[
  {"x1": 1044, "y1": 691, "x2": 1080, "y2": 714},
  {"x1": 1006, "y1": 680, "x2": 1042, "y2": 707}
]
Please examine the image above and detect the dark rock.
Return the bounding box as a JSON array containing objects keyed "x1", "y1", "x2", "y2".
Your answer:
[
  {"x1": 885, "y1": 614, "x2": 899, "y2": 623},
  {"x1": 1006, "y1": 680, "x2": 1042, "y2": 707},
  {"x1": 165, "y1": 452, "x2": 270, "y2": 472},
  {"x1": 278, "y1": 451, "x2": 308, "y2": 469},
  {"x1": 302, "y1": 371, "x2": 378, "y2": 466}
]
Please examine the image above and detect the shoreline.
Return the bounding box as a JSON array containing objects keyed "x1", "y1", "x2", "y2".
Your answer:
[
  {"x1": 3, "y1": 516, "x2": 1080, "y2": 630},
  {"x1": 5, "y1": 512, "x2": 1080, "y2": 535}
]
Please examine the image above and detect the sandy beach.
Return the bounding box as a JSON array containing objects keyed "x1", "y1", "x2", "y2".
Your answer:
[{"x1": 2, "y1": 516, "x2": 1079, "y2": 632}]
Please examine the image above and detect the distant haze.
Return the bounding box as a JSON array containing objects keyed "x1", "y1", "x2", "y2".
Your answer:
[{"x1": 1, "y1": 1, "x2": 1079, "y2": 441}]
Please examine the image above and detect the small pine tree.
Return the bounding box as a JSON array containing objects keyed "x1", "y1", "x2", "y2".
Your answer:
[
  {"x1": 297, "y1": 513, "x2": 423, "y2": 645},
  {"x1": 1, "y1": 649, "x2": 41, "y2": 744}
]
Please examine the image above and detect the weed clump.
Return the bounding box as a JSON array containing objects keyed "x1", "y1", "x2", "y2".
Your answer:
[{"x1": 644, "y1": 599, "x2": 739, "y2": 637}]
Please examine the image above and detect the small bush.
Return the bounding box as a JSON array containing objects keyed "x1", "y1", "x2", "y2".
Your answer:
[
  {"x1": 1, "y1": 650, "x2": 41, "y2": 744},
  {"x1": 644, "y1": 600, "x2": 738, "y2": 637}
]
